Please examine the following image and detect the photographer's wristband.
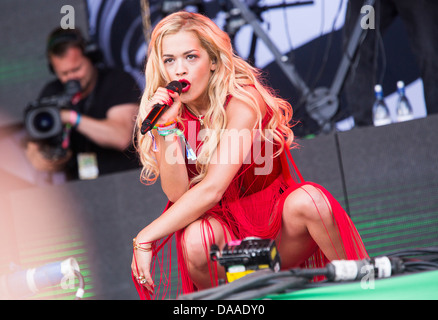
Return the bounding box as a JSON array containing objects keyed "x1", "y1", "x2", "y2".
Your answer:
[
  {"x1": 70, "y1": 110, "x2": 81, "y2": 128},
  {"x1": 74, "y1": 112, "x2": 81, "y2": 128}
]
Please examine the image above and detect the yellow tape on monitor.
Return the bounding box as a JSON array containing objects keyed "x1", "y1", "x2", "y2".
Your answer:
[{"x1": 226, "y1": 264, "x2": 270, "y2": 282}]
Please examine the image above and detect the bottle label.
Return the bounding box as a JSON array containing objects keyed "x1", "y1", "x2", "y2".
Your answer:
[
  {"x1": 373, "y1": 118, "x2": 392, "y2": 126},
  {"x1": 396, "y1": 114, "x2": 414, "y2": 122}
]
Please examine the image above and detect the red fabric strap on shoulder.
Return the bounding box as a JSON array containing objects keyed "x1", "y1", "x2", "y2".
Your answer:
[{"x1": 280, "y1": 144, "x2": 304, "y2": 184}]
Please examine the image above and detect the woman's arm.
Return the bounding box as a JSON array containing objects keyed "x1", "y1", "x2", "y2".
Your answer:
[
  {"x1": 154, "y1": 131, "x2": 190, "y2": 202},
  {"x1": 132, "y1": 87, "x2": 266, "y2": 289},
  {"x1": 144, "y1": 88, "x2": 190, "y2": 201},
  {"x1": 135, "y1": 86, "x2": 266, "y2": 245}
]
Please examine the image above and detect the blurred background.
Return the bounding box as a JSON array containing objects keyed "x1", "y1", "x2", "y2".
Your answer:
[{"x1": 1, "y1": 0, "x2": 436, "y2": 300}]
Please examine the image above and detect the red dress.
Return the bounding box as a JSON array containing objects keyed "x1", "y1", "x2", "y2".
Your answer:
[{"x1": 133, "y1": 102, "x2": 368, "y2": 300}]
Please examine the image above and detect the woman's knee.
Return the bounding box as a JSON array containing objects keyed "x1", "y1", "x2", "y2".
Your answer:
[
  {"x1": 182, "y1": 221, "x2": 210, "y2": 269},
  {"x1": 283, "y1": 184, "x2": 331, "y2": 223},
  {"x1": 182, "y1": 218, "x2": 229, "y2": 270}
]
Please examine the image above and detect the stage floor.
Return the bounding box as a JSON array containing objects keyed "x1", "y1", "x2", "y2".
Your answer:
[{"x1": 262, "y1": 270, "x2": 438, "y2": 300}]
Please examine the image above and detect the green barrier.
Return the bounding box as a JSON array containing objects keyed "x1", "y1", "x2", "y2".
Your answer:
[{"x1": 262, "y1": 270, "x2": 438, "y2": 300}]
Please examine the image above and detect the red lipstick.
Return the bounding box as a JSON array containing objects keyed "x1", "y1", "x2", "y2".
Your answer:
[{"x1": 179, "y1": 79, "x2": 191, "y2": 93}]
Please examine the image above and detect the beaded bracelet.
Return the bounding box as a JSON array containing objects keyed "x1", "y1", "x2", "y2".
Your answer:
[
  {"x1": 156, "y1": 125, "x2": 177, "y2": 136},
  {"x1": 147, "y1": 120, "x2": 177, "y2": 151},
  {"x1": 147, "y1": 120, "x2": 197, "y2": 161},
  {"x1": 156, "y1": 127, "x2": 178, "y2": 136},
  {"x1": 154, "y1": 119, "x2": 178, "y2": 137},
  {"x1": 153, "y1": 119, "x2": 177, "y2": 129}
]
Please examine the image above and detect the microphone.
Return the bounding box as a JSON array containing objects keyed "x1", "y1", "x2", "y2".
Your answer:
[
  {"x1": 0, "y1": 258, "x2": 84, "y2": 299},
  {"x1": 140, "y1": 81, "x2": 183, "y2": 135}
]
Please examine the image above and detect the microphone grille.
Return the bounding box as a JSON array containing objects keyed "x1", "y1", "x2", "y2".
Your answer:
[{"x1": 167, "y1": 81, "x2": 183, "y2": 94}]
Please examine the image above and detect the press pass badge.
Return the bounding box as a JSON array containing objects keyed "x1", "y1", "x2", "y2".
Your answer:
[{"x1": 77, "y1": 152, "x2": 99, "y2": 180}]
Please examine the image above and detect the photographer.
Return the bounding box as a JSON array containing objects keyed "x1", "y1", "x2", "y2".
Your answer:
[{"x1": 25, "y1": 27, "x2": 141, "y2": 181}]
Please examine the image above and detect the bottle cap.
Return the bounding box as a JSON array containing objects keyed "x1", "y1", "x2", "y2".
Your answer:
[{"x1": 397, "y1": 81, "x2": 405, "y2": 89}]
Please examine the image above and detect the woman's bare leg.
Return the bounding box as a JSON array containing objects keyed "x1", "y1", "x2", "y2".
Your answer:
[
  {"x1": 181, "y1": 217, "x2": 232, "y2": 290},
  {"x1": 277, "y1": 184, "x2": 347, "y2": 269}
]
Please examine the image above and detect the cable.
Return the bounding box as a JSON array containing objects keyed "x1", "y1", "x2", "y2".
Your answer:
[
  {"x1": 179, "y1": 266, "x2": 331, "y2": 300},
  {"x1": 309, "y1": 0, "x2": 344, "y2": 91},
  {"x1": 375, "y1": 0, "x2": 387, "y2": 86},
  {"x1": 303, "y1": 0, "x2": 325, "y2": 85},
  {"x1": 403, "y1": 261, "x2": 438, "y2": 272},
  {"x1": 178, "y1": 265, "x2": 308, "y2": 300},
  {"x1": 385, "y1": 246, "x2": 438, "y2": 273},
  {"x1": 335, "y1": 131, "x2": 350, "y2": 216},
  {"x1": 226, "y1": 276, "x2": 308, "y2": 300},
  {"x1": 281, "y1": 0, "x2": 295, "y2": 56},
  {"x1": 385, "y1": 246, "x2": 438, "y2": 258},
  {"x1": 178, "y1": 247, "x2": 438, "y2": 300},
  {"x1": 74, "y1": 270, "x2": 86, "y2": 300},
  {"x1": 294, "y1": 0, "x2": 346, "y2": 130}
]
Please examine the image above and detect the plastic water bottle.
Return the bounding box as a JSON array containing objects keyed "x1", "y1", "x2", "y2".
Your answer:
[
  {"x1": 372, "y1": 84, "x2": 391, "y2": 126},
  {"x1": 395, "y1": 81, "x2": 414, "y2": 122}
]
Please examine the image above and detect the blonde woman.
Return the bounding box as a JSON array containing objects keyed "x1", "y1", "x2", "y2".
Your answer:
[{"x1": 131, "y1": 11, "x2": 367, "y2": 299}]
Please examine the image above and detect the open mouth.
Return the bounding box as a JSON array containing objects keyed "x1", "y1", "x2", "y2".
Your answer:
[{"x1": 179, "y1": 79, "x2": 191, "y2": 93}]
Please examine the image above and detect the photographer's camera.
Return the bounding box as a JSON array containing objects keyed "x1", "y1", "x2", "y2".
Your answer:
[{"x1": 24, "y1": 80, "x2": 81, "y2": 159}]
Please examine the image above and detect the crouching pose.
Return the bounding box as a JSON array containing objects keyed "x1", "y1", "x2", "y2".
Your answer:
[{"x1": 131, "y1": 11, "x2": 368, "y2": 299}]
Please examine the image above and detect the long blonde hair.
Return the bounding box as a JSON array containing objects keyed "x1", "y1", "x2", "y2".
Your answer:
[{"x1": 136, "y1": 11, "x2": 294, "y2": 185}]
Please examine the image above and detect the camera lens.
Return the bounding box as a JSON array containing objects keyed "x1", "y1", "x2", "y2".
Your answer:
[
  {"x1": 25, "y1": 104, "x2": 62, "y2": 140},
  {"x1": 33, "y1": 111, "x2": 55, "y2": 133}
]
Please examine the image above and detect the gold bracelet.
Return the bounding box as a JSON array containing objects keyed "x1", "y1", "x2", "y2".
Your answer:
[{"x1": 133, "y1": 238, "x2": 153, "y2": 252}]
